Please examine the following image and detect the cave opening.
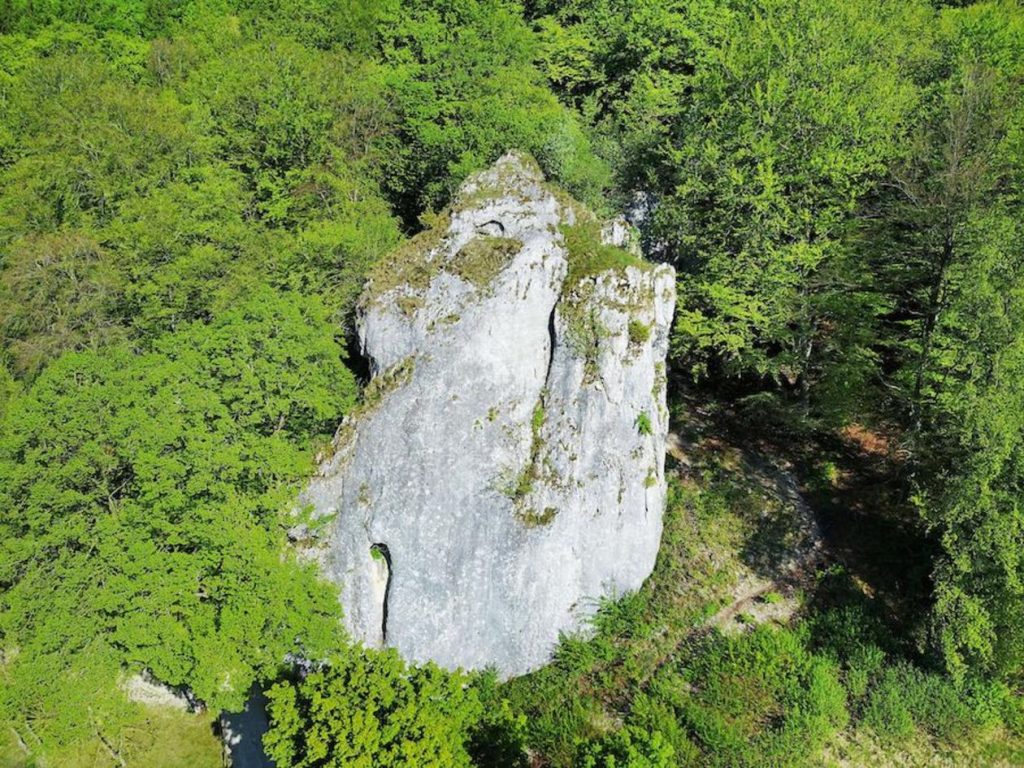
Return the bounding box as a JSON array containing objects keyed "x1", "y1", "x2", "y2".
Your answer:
[
  {"x1": 345, "y1": 327, "x2": 372, "y2": 385},
  {"x1": 370, "y1": 543, "x2": 392, "y2": 644}
]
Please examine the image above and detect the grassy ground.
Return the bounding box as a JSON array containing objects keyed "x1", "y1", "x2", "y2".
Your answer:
[
  {"x1": 823, "y1": 726, "x2": 1024, "y2": 767},
  {"x1": 1, "y1": 709, "x2": 221, "y2": 768}
]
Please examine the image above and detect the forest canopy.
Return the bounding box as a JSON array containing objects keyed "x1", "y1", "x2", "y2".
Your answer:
[{"x1": 0, "y1": 0, "x2": 1022, "y2": 766}]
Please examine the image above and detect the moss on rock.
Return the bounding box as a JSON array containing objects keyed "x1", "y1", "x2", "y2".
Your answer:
[
  {"x1": 561, "y1": 220, "x2": 647, "y2": 288},
  {"x1": 363, "y1": 212, "x2": 452, "y2": 311},
  {"x1": 449, "y1": 236, "x2": 523, "y2": 288}
]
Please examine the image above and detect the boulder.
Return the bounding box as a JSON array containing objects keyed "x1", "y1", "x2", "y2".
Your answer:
[
  {"x1": 120, "y1": 671, "x2": 191, "y2": 711},
  {"x1": 300, "y1": 152, "x2": 675, "y2": 676}
]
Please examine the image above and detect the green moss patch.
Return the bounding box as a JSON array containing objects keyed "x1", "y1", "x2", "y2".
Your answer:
[
  {"x1": 363, "y1": 356, "x2": 415, "y2": 409},
  {"x1": 521, "y1": 506, "x2": 558, "y2": 528},
  {"x1": 363, "y1": 213, "x2": 451, "y2": 308},
  {"x1": 559, "y1": 292, "x2": 609, "y2": 383},
  {"x1": 557, "y1": 220, "x2": 656, "y2": 381},
  {"x1": 449, "y1": 235, "x2": 523, "y2": 287},
  {"x1": 561, "y1": 220, "x2": 647, "y2": 288},
  {"x1": 363, "y1": 224, "x2": 521, "y2": 316},
  {"x1": 499, "y1": 395, "x2": 561, "y2": 527},
  {"x1": 451, "y1": 153, "x2": 546, "y2": 213},
  {"x1": 628, "y1": 319, "x2": 651, "y2": 345}
]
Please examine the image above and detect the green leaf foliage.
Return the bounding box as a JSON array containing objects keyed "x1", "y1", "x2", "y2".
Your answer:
[
  {"x1": 666, "y1": 626, "x2": 849, "y2": 767},
  {"x1": 0, "y1": 290, "x2": 354, "y2": 753},
  {"x1": 263, "y1": 648, "x2": 483, "y2": 768},
  {"x1": 576, "y1": 725, "x2": 676, "y2": 768}
]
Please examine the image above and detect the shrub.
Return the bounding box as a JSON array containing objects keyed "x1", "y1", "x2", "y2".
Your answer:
[
  {"x1": 636, "y1": 411, "x2": 653, "y2": 435},
  {"x1": 630, "y1": 693, "x2": 702, "y2": 767},
  {"x1": 845, "y1": 644, "x2": 887, "y2": 700},
  {"x1": 806, "y1": 605, "x2": 888, "y2": 700},
  {"x1": 862, "y1": 662, "x2": 1010, "y2": 745},
  {"x1": 264, "y1": 648, "x2": 482, "y2": 768},
  {"x1": 576, "y1": 725, "x2": 676, "y2": 768},
  {"x1": 861, "y1": 670, "x2": 917, "y2": 743},
  {"x1": 468, "y1": 672, "x2": 529, "y2": 768},
  {"x1": 670, "y1": 626, "x2": 848, "y2": 767},
  {"x1": 497, "y1": 662, "x2": 606, "y2": 767}
]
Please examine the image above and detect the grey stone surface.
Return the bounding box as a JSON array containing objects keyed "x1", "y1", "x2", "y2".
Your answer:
[
  {"x1": 299, "y1": 153, "x2": 676, "y2": 677},
  {"x1": 120, "y1": 671, "x2": 190, "y2": 711}
]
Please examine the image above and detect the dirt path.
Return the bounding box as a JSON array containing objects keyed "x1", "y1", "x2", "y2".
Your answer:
[{"x1": 702, "y1": 448, "x2": 826, "y2": 633}]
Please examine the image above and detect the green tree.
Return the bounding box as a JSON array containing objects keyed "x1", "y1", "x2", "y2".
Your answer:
[
  {"x1": 657, "y1": 0, "x2": 929, "y2": 394},
  {"x1": 534, "y1": 0, "x2": 931, "y2": 420},
  {"x1": 374, "y1": 0, "x2": 608, "y2": 223},
  {"x1": 0, "y1": 362, "x2": 15, "y2": 421},
  {"x1": 191, "y1": 38, "x2": 368, "y2": 226},
  {"x1": 0, "y1": 233, "x2": 127, "y2": 377},
  {"x1": 0, "y1": 290, "x2": 354, "y2": 758},
  {"x1": 865, "y1": 1, "x2": 1024, "y2": 683},
  {"x1": 0, "y1": 43, "x2": 197, "y2": 239},
  {"x1": 264, "y1": 648, "x2": 483, "y2": 768},
  {"x1": 104, "y1": 165, "x2": 267, "y2": 336}
]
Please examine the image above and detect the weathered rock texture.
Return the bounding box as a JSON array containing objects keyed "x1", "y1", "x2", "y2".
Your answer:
[
  {"x1": 300, "y1": 153, "x2": 676, "y2": 677},
  {"x1": 121, "y1": 672, "x2": 190, "y2": 711}
]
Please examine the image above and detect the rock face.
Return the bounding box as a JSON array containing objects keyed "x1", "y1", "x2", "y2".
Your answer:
[
  {"x1": 300, "y1": 153, "x2": 676, "y2": 677},
  {"x1": 121, "y1": 671, "x2": 191, "y2": 711}
]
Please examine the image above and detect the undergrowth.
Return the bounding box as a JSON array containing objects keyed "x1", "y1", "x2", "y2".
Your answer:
[{"x1": 487, "y1": 437, "x2": 1024, "y2": 767}]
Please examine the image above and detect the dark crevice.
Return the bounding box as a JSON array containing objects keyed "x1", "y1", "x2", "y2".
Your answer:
[
  {"x1": 345, "y1": 328, "x2": 372, "y2": 386},
  {"x1": 475, "y1": 219, "x2": 506, "y2": 237},
  {"x1": 546, "y1": 304, "x2": 557, "y2": 380},
  {"x1": 370, "y1": 543, "x2": 392, "y2": 644}
]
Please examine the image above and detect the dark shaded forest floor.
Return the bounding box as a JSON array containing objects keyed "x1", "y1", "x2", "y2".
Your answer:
[
  {"x1": 676, "y1": 396, "x2": 938, "y2": 650},
  {"x1": 675, "y1": 404, "x2": 1023, "y2": 767}
]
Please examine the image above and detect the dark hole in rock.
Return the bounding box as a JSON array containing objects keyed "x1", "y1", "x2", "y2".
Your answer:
[
  {"x1": 475, "y1": 219, "x2": 506, "y2": 237},
  {"x1": 370, "y1": 543, "x2": 392, "y2": 643},
  {"x1": 345, "y1": 326, "x2": 372, "y2": 385}
]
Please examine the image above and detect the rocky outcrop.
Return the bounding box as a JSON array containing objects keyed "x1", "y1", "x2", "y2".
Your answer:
[
  {"x1": 299, "y1": 153, "x2": 676, "y2": 677},
  {"x1": 120, "y1": 671, "x2": 191, "y2": 711}
]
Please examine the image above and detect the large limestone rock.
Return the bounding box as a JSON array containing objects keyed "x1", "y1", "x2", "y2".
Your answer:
[{"x1": 300, "y1": 153, "x2": 676, "y2": 677}]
